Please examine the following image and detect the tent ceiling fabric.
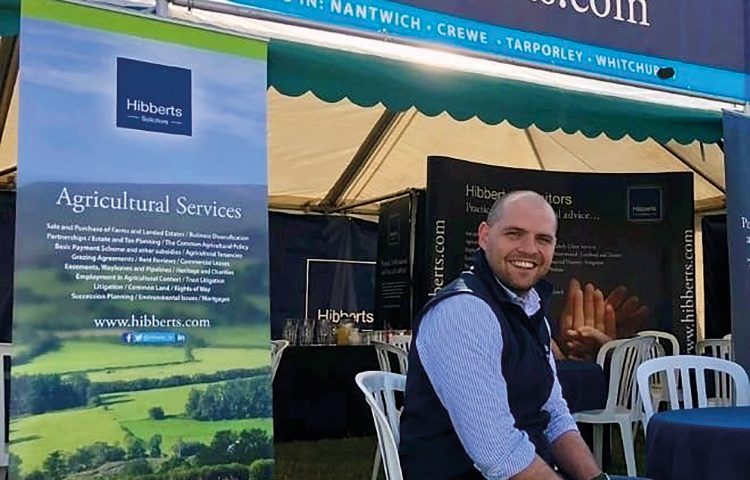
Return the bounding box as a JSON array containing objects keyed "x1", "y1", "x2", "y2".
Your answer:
[
  {"x1": 268, "y1": 40, "x2": 723, "y2": 145},
  {"x1": 0, "y1": 76, "x2": 15, "y2": 174},
  {"x1": 268, "y1": 90, "x2": 385, "y2": 209},
  {"x1": 268, "y1": 88, "x2": 725, "y2": 210}
]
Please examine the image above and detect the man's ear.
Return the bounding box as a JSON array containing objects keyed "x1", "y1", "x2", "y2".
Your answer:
[{"x1": 478, "y1": 222, "x2": 490, "y2": 250}]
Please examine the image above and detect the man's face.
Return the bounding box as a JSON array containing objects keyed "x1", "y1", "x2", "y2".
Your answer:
[{"x1": 478, "y1": 197, "x2": 557, "y2": 293}]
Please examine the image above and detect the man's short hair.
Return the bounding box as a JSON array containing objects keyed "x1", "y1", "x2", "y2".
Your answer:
[{"x1": 486, "y1": 190, "x2": 556, "y2": 225}]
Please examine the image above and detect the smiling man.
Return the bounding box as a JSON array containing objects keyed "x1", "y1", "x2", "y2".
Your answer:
[{"x1": 399, "y1": 191, "x2": 609, "y2": 480}]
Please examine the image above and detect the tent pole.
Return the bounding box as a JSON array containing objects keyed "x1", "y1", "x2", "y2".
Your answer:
[
  {"x1": 327, "y1": 188, "x2": 414, "y2": 214},
  {"x1": 269, "y1": 203, "x2": 379, "y2": 216},
  {"x1": 318, "y1": 109, "x2": 401, "y2": 210},
  {"x1": 657, "y1": 142, "x2": 725, "y2": 195},
  {"x1": 524, "y1": 128, "x2": 546, "y2": 170}
]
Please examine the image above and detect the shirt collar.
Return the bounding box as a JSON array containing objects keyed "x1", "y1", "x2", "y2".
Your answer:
[{"x1": 495, "y1": 277, "x2": 541, "y2": 317}]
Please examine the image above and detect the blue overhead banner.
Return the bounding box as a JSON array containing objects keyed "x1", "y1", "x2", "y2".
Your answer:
[
  {"x1": 723, "y1": 112, "x2": 750, "y2": 373},
  {"x1": 230, "y1": 0, "x2": 749, "y2": 101}
]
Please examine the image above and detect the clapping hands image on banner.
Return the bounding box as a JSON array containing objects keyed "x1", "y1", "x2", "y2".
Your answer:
[{"x1": 554, "y1": 278, "x2": 650, "y2": 362}]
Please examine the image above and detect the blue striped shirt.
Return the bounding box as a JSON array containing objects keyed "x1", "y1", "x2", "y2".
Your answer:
[{"x1": 417, "y1": 291, "x2": 578, "y2": 480}]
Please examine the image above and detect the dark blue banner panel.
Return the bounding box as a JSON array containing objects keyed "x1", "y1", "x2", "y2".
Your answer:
[
  {"x1": 722, "y1": 112, "x2": 750, "y2": 372},
  {"x1": 424, "y1": 157, "x2": 696, "y2": 359},
  {"x1": 269, "y1": 213, "x2": 378, "y2": 339}
]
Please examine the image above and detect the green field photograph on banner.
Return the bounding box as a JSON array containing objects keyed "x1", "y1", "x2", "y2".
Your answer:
[{"x1": 11, "y1": 1, "x2": 272, "y2": 478}]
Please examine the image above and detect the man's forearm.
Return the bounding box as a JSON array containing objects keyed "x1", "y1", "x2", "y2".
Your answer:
[
  {"x1": 550, "y1": 431, "x2": 601, "y2": 480},
  {"x1": 510, "y1": 456, "x2": 562, "y2": 480}
]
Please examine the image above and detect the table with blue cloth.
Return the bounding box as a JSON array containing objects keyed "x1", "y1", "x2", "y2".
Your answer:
[
  {"x1": 646, "y1": 406, "x2": 750, "y2": 480},
  {"x1": 555, "y1": 360, "x2": 607, "y2": 413}
]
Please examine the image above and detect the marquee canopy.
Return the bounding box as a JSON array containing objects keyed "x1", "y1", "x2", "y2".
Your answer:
[{"x1": 179, "y1": 5, "x2": 732, "y2": 214}]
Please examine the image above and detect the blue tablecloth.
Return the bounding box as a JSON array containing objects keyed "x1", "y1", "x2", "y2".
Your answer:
[{"x1": 646, "y1": 406, "x2": 750, "y2": 480}]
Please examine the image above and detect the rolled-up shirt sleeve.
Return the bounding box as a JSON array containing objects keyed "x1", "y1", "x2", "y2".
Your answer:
[{"x1": 417, "y1": 294, "x2": 536, "y2": 480}]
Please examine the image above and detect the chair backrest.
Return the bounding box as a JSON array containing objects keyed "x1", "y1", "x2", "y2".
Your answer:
[
  {"x1": 390, "y1": 334, "x2": 412, "y2": 354},
  {"x1": 723, "y1": 333, "x2": 733, "y2": 340},
  {"x1": 270, "y1": 340, "x2": 290, "y2": 381},
  {"x1": 355, "y1": 371, "x2": 406, "y2": 480},
  {"x1": 373, "y1": 340, "x2": 409, "y2": 374},
  {"x1": 698, "y1": 340, "x2": 735, "y2": 402},
  {"x1": 596, "y1": 338, "x2": 628, "y2": 369},
  {"x1": 638, "y1": 330, "x2": 680, "y2": 356},
  {"x1": 637, "y1": 331, "x2": 679, "y2": 395},
  {"x1": 600, "y1": 336, "x2": 656, "y2": 417},
  {"x1": 637, "y1": 355, "x2": 750, "y2": 429},
  {"x1": 698, "y1": 339, "x2": 732, "y2": 361}
]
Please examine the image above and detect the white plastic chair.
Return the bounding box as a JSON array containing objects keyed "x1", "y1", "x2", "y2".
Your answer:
[
  {"x1": 373, "y1": 340, "x2": 409, "y2": 375},
  {"x1": 698, "y1": 339, "x2": 742, "y2": 406},
  {"x1": 595, "y1": 338, "x2": 628, "y2": 367},
  {"x1": 723, "y1": 333, "x2": 733, "y2": 340},
  {"x1": 270, "y1": 339, "x2": 289, "y2": 382},
  {"x1": 637, "y1": 330, "x2": 680, "y2": 356},
  {"x1": 574, "y1": 336, "x2": 655, "y2": 477},
  {"x1": 698, "y1": 338, "x2": 732, "y2": 360},
  {"x1": 636, "y1": 355, "x2": 750, "y2": 433},
  {"x1": 637, "y1": 331, "x2": 681, "y2": 410},
  {"x1": 389, "y1": 334, "x2": 412, "y2": 354},
  {"x1": 370, "y1": 340, "x2": 408, "y2": 479},
  {"x1": 356, "y1": 371, "x2": 405, "y2": 480}
]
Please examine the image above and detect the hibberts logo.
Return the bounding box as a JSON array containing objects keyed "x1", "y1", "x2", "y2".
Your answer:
[
  {"x1": 126, "y1": 100, "x2": 183, "y2": 118},
  {"x1": 116, "y1": 57, "x2": 192, "y2": 136},
  {"x1": 529, "y1": 0, "x2": 650, "y2": 27},
  {"x1": 317, "y1": 309, "x2": 375, "y2": 325},
  {"x1": 628, "y1": 186, "x2": 662, "y2": 222}
]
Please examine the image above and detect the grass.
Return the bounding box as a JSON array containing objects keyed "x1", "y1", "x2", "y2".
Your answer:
[
  {"x1": 86, "y1": 347, "x2": 270, "y2": 382},
  {"x1": 13, "y1": 341, "x2": 270, "y2": 381},
  {"x1": 104, "y1": 381, "x2": 273, "y2": 452},
  {"x1": 100, "y1": 383, "x2": 210, "y2": 421},
  {"x1": 12, "y1": 408, "x2": 645, "y2": 479},
  {"x1": 13, "y1": 341, "x2": 186, "y2": 376},
  {"x1": 10, "y1": 408, "x2": 129, "y2": 474},
  {"x1": 275, "y1": 437, "x2": 379, "y2": 480},
  {"x1": 603, "y1": 423, "x2": 648, "y2": 476},
  {"x1": 272, "y1": 430, "x2": 649, "y2": 480},
  {"x1": 15, "y1": 268, "x2": 78, "y2": 298},
  {"x1": 12, "y1": 381, "x2": 273, "y2": 474},
  {"x1": 122, "y1": 417, "x2": 272, "y2": 451}
]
